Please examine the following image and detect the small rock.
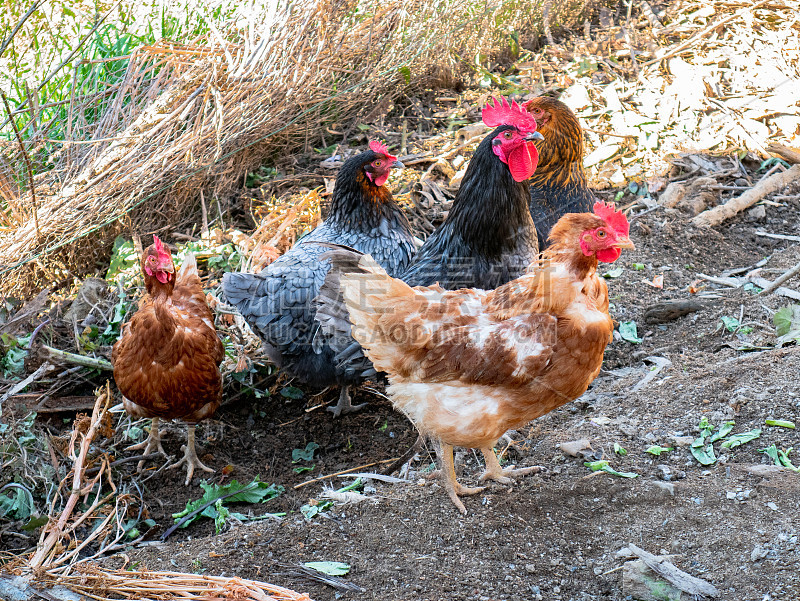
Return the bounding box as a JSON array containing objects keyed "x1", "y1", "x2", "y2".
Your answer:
[
  {"x1": 747, "y1": 205, "x2": 766, "y2": 221},
  {"x1": 751, "y1": 545, "x2": 769, "y2": 562},
  {"x1": 653, "y1": 481, "x2": 675, "y2": 496},
  {"x1": 670, "y1": 435, "x2": 695, "y2": 447},
  {"x1": 525, "y1": 564, "x2": 536, "y2": 573},
  {"x1": 559, "y1": 439, "x2": 591, "y2": 458},
  {"x1": 766, "y1": 502, "x2": 778, "y2": 511},
  {"x1": 734, "y1": 178, "x2": 750, "y2": 187}
]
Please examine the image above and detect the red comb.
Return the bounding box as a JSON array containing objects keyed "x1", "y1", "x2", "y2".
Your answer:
[
  {"x1": 369, "y1": 140, "x2": 397, "y2": 163},
  {"x1": 482, "y1": 97, "x2": 538, "y2": 132},
  {"x1": 593, "y1": 201, "x2": 629, "y2": 236},
  {"x1": 152, "y1": 235, "x2": 171, "y2": 257}
]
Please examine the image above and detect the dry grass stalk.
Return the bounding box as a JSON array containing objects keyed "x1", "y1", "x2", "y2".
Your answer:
[
  {"x1": 0, "y1": 0, "x2": 579, "y2": 297},
  {"x1": 43, "y1": 566, "x2": 313, "y2": 601}
]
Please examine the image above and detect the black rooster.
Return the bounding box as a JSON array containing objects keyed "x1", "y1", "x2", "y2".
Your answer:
[
  {"x1": 223, "y1": 141, "x2": 415, "y2": 417},
  {"x1": 317, "y1": 98, "x2": 543, "y2": 384}
]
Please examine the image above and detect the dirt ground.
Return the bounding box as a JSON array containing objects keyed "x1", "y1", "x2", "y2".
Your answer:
[{"x1": 85, "y1": 196, "x2": 799, "y2": 601}]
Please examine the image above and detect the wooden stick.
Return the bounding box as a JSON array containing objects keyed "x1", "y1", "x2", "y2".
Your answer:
[
  {"x1": 692, "y1": 164, "x2": 800, "y2": 228},
  {"x1": 293, "y1": 458, "x2": 399, "y2": 489},
  {"x1": 767, "y1": 142, "x2": 800, "y2": 165},
  {"x1": 759, "y1": 261, "x2": 800, "y2": 295},
  {"x1": 41, "y1": 345, "x2": 113, "y2": 371}
]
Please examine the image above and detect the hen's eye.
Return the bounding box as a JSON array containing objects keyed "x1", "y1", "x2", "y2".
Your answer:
[
  {"x1": 373, "y1": 159, "x2": 382, "y2": 168},
  {"x1": 597, "y1": 230, "x2": 607, "y2": 238}
]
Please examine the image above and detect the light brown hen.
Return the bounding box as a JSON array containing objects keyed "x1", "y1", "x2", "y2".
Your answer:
[{"x1": 330, "y1": 202, "x2": 634, "y2": 513}]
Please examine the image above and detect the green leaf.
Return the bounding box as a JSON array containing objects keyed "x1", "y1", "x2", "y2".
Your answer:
[
  {"x1": 172, "y1": 478, "x2": 283, "y2": 528},
  {"x1": 583, "y1": 460, "x2": 638, "y2": 478},
  {"x1": 619, "y1": 321, "x2": 643, "y2": 344},
  {"x1": 292, "y1": 442, "x2": 319, "y2": 463},
  {"x1": 603, "y1": 267, "x2": 624, "y2": 279},
  {"x1": 613, "y1": 443, "x2": 627, "y2": 456},
  {"x1": 280, "y1": 386, "x2": 304, "y2": 400},
  {"x1": 698, "y1": 416, "x2": 713, "y2": 438},
  {"x1": 22, "y1": 515, "x2": 48, "y2": 531},
  {"x1": 106, "y1": 236, "x2": 137, "y2": 281},
  {"x1": 632, "y1": 263, "x2": 645, "y2": 271},
  {"x1": 645, "y1": 445, "x2": 674, "y2": 456},
  {"x1": 304, "y1": 561, "x2": 350, "y2": 576},
  {"x1": 773, "y1": 304, "x2": 800, "y2": 346},
  {"x1": 293, "y1": 464, "x2": 314, "y2": 474},
  {"x1": 710, "y1": 421, "x2": 735, "y2": 443},
  {"x1": 720, "y1": 428, "x2": 762, "y2": 449},
  {"x1": 300, "y1": 500, "x2": 333, "y2": 520},
  {"x1": 720, "y1": 316, "x2": 740, "y2": 332},
  {"x1": 765, "y1": 419, "x2": 796, "y2": 429},
  {"x1": 398, "y1": 65, "x2": 411, "y2": 85},
  {"x1": 759, "y1": 444, "x2": 781, "y2": 466},
  {"x1": 690, "y1": 437, "x2": 717, "y2": 465}
]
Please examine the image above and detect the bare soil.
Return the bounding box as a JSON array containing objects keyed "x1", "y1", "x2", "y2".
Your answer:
[{"x1": 105, "y1": 200, "x2": 800, "y2": 601}]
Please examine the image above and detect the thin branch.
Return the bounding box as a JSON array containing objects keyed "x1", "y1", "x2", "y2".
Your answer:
[{"x1": 1, "y1": 91, "x2": 39, "y2": 239}]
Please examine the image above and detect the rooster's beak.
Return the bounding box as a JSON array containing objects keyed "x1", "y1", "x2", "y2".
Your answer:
[
  {"x1": 613, "y1": 236, "x2": 635, "y2": 250},
  {"x1": 391, "y1": 159, "x2": 404, "y2": 169},
  {"x1": 525, "y1": 131, "x2": 544, "y2": 141}
]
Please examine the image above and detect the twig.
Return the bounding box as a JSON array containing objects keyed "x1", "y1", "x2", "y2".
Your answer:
[
  {"x1": 0, "y1": 363, "x2": 54, "y2": 408},
  {"x1": 40, "y1": 345, "x2": 113, "y2": 371},
  {"x1": 1, "y1": 92, "x2": 39, "y2": 240},
  {"x1": 28, "y1": 383, "x2": 112, "y2": 570},
  {"x1": 0, "y1": 0, "x2": 46, "y2": 59},
  {"x1": 293, "y1": 458, "x2": 399, "y2": 489},
  {"x1": 583, "y1": 127, "x2": 637, "y2": 139},
  {"x1": 748, "y1": 276, "x2": 800, "y2": 301},
  {"x1": 692, "y1": 164, "x2": 800, "y2": 227},
  {"x1": 758, "y1": 262, "x2": 800, "y2": 295},
  {"x1": 754, "y1": 230, "x2": 800, "y2": 243},
  {"x1": 642, "y1": 0, "x2": 773, "y2": 67}
]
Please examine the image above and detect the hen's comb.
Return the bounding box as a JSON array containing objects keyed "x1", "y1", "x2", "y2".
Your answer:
[
  {"x1": 369, "y1": 140, "x2": 397, "y2": 162},
  {"x1": 482, "y1": 97, "x2": 538, "y2": 132},
  {"x1": 152, "y1": 235, "x2": 171, "y2": 257},
  {"x1": 593, "y1": 201, "x2": 629, "y2": 236}
]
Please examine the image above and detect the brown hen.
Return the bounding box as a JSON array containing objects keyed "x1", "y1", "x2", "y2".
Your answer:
[
  {"x1": 329, "y1": 202, "x2": 633, "y2": 513},
  {"x1": 112, "y1": 236, "x2": 223, "y2": 485}
]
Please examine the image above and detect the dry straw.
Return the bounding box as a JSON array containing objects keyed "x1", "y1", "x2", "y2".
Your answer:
[{"x1": 0, "y1": 0, "x2": 586, "y2": 297}]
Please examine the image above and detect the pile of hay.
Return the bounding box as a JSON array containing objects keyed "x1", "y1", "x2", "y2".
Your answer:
[{"x1": 0, "y1": 0, "x2": 594, "y2": 297}]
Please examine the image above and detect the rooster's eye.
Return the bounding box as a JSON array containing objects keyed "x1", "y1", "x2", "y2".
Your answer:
[{"x1": 503, "y1": 131, "x2": 513, "y2": 139}]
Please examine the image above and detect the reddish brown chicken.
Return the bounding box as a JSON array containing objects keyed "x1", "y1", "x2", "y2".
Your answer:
[
  {"x1": 112, "y1": 236, "x2": 224, "y2": 485},
  {"x1": 524, "y1": 96, "x2": 596, "y2": 250},
  {"x1": 329, "y1": 202, "x2": 633, "y2": 513}
]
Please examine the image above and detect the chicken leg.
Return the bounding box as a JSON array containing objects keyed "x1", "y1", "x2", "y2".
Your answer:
[
  {"x1": 168, "y1": 424, "x2": 214, "y2": 485},
  {"x1": 326, "y1": 386, "x2": 367, "y2": 417},
  {"x1": 478, "y1": 447, "x2": 543, "y2": 484},
  {"x1": 436, "y1": 442, "x2": 485, "y2": 514},
  {"x1": 125, "y1": 417, "x2": 168, "y2": 471}
]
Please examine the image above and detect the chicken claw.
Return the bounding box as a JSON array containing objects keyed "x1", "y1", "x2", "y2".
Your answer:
[
  {"x1": 436, "y1": 442, "x2": 485, "y2": 514},
  {"x1": 168, "y1": 424, "x2": 214, "y2": 485},
  {"x1": 478, "y1": 448, "x2": 544, "y2": 485},
  {"x1": 125, "y1": 417, "x2": 169, "y2": 471},
  {"x1": 326, "y1": 386, "x2": 367, "y2": 418}
]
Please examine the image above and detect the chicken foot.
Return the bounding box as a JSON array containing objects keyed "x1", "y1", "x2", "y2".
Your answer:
[
  {"x1": 326, "y1": 385, "x2": 367, "y2": 418},
  {"x1": 168, "y1": 424, "x2": 214, "y2": 485},
  {"x1": 125, "y1": 417, "x2": 169, "y2": 471},
  {"x1": 436, "y1": 442, "x2": 485, "y2": 514},
  {"x1": 478, "y1": 447, "x2": 544, "y2": 485}
]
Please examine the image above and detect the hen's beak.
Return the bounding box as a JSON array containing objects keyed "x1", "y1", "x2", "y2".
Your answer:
[
  {"x1": 613, "y1": 236, "x2": 635, "y2": 250},
  {"x1": 160, "y1": 261, "x2": 175, "y2": 273},
  {"x1": 525, "y1": 131, "x2": 544, "y2": 141},
  {"x1": 391, "y1": 159, "x2": 404, "y2": 169}
]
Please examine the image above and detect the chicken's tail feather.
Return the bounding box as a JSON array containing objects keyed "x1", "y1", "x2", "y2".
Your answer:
[{"x1": 177, "y1": 252, "x2": 199, "y2": 286}]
